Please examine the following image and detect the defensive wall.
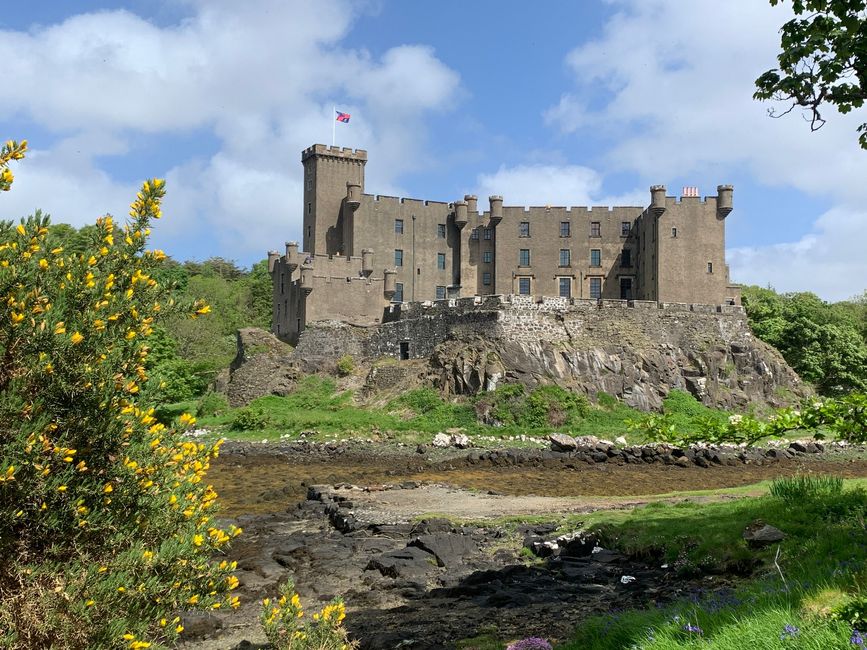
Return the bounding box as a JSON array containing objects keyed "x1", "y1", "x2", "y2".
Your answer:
[{"x1": 293, "y1": 294, "x2": 748, "y2": 365}]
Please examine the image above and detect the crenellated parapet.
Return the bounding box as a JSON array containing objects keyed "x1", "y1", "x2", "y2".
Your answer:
[{"x1": 301, "y1": 144, "x2": 368, "y2": 162}]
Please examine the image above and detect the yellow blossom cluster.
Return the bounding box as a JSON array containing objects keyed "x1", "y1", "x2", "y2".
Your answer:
[
  {"x1": 0, "y1": 142, "x2": 239, "y2": 649},
  {"x1": 0, "y1": 139, "x2": 27, "y2": 191},
  {"x1": 260, "y1": 581, "x2": 357, "y2": 650}
]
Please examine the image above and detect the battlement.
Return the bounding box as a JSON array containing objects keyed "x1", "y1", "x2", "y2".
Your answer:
[{"x1": 301, "y1": 144, "x2": 368, "y2": 162}]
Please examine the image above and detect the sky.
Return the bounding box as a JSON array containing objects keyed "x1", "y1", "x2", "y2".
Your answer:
[{"x1": 1, "y1": 0, "x2": 865, "y2": 301}]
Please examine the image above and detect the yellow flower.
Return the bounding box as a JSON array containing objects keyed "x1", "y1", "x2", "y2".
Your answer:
[
  {"x1": 179, "y1": 413, "x2": 197, "y2": 426},
  {"x1": 175, "y1": 624, "x2": 184, "y2": 633},
  {"x1": 70, "y1": 332, "x2": 84, "y2": 345},
  {"x1": 187, "y1": 594, "x2": 199, "y2": 605},
  {"x1": 85, "y1": 599, "x2": 95, "y2": 607},
  {"x1": 38, "y1": 259, "x2": 48, "y2": 270},
  {"x1": 16, "y1": 224, "x2": 25, "y2": 236},
  {"x1": 54, "y1": 322, "x2": 66, "y2": 335},
  {"x1": 10, "y1": 312, "x2": 24, "y2": 324},
  {"x1": 103, "y1": 483, "x2": 113, "y2": 493},
  {"x1": 57, "y1": 485, "x2": 67, "y2": 492},
  {"x1": 195, "y1": 304, "x2": 211, "y2": 315},
  {"x1": 193, "y1": 534, "x2": 203, "y2": 546}
]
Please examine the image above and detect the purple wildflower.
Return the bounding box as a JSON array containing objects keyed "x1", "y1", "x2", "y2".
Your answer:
[
  {"x1": 852, "y1": 629, "x2": 865, "y2": 646},
  {"x1": 683, "y1": 623, "x2": 703, "y2": 635},
  {"x1": 780, "y1": 624, "x2": 800, "y2": 640},
  {"x1": 506, "y1": 638, "x2": 553, "y2": 650}
]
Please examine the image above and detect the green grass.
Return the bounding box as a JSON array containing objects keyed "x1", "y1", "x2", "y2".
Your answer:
[{"x1": 559, "y1": 479, "x2": 867, "y2": 649}]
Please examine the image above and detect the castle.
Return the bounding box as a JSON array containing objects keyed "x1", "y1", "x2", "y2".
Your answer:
[{"x1": 268, "y1": 144, "x2": 741, "y2": 344}]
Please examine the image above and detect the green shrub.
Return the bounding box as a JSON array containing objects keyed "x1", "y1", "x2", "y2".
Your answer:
[
  {"x1": 0, "y1": 169, "x2": 239, "y2": 648},
  {"x1": 229, "y1": 406, "x2": 271, "y2": 431},
  {"x1": 152, "y1": 357, "x2": 209, "y2": 402},
  {"x1": 397, "y1": 388, "x2": 446, "y2": 415},
  {"x1": 769, "y1": 474, "x2": 844, "y2": 504},
  {"x1": 596, "y1": 392, "x2": 619, "y2": 410},
  {"x1": 196, "y1": 391, "x2": 229, "y2": 418},
  {"x1": 473, "y1": 383, "x2": 588, "y2": 430},
  {"x1": 335, "y1": 354, "x2": 355, "y2": 377}
]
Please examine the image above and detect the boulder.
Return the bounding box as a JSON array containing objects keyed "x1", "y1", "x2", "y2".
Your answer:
[
  {"x1": 366, "y1": 546, "x2": 437, "y2": 579},
  {"x1": 549, "y1": 433, "x2": 579, "y2": 452},
  {"x1": 743, "y1": 522, "x2": 786, "y2": 548},
  {"x1": 409, "y1": 534, "x2": 477, "y2": 568}
]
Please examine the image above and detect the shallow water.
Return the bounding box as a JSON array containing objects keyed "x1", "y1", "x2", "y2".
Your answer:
[{"x1": 208, "y1": 449, "x2": 867, "y2": 517}]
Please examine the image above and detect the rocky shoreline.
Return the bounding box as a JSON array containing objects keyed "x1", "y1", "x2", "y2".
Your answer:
[{"x1": 180, "y1": 439, "x2": 866, "y2": 649}]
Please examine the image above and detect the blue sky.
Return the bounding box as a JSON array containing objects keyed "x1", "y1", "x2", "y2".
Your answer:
[{"x1": 2, "y1": 0, "x2": 866, "y2": 300}]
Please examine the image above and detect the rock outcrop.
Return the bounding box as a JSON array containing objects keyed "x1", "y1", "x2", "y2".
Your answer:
[
  {"x1": 236, "y1": 296, "x2": 809, "y2": 411},
  {"x1": 225, "y1": 328, "x2": 298, "y2": 407}
]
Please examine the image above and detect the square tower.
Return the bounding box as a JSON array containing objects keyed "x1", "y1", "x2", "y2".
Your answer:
[{"x1": 301, "y1": 145, "x2": 367, "y2": 256}]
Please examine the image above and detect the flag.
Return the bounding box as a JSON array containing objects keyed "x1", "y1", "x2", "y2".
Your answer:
[{"x1": 335, "y1": 111, "x2": 351, "y2": 123}]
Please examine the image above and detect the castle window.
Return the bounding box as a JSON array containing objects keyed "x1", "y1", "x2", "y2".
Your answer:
[
  {"x1": 559, "y1": 249, "x2": 571, "y2": 267},
  {"x1": 621, "y1": 221, "x2": 631, "y2": 237},
  {"x1": 395, "y1": 219, "x2": 404, "y2": 234},
  {"x1": 437, "y1": 253, "x2": 446, "y2": 270},
  {"x1": 519, "y1": 249, "x2": 530, "y2": 267},
  {"x1": 590, "y1": 249, "x2": 601, "y2": 267},
  {"x1": 393, "y1": 282, "x2": 404, "y2": 302},
  {"x1": 280, "y1": 274, "x2": 284, "y2": 294},
  {"x1": 590, "y1": 221, "x2": 601, "y2": 237},
  {"x1": 483, "y1": 272, "x2": 492, "y2": 285},
  {"x1": 559, "y1": 277, "x2": 572, "y2": 298},
  {"x1": 307, "y1": 202, "x2": 312, "y2": 215},
  {"x1": 519, "y1": 222, "x2": 530, "y2": 237},
  {"x1": 436, "y1": 286, "x2": 446, "y2": 300},
  {"x1": 394, "y1": 249, "x2": 404, "y2": 267},
  {"x1": 437, "y1": 223, "x2": 446, "y2": 239},
  {"x1": 518, "y1": 277, "x2": 531, "y2": 295},
  {"x1": 707, "y1": 262, "x2": 713, "y2": 274},
  {"x1": 589, "y1": 277, "x2": 602, "y2": 299},
  {"x1": 470, "y1": 228, "x2": 479, "y2": 240},
  {"x1": 672, "y1": 227, "x2": 678, "y2": 238},
  {"x1": 306, "y1": 179, "x2": 312, "y2": 190},
  {"x1": 621, "y1": 249, "x2": 632, "y2": 268},
  {"x1": 560, "y1": 221, "x2": 571, "y2": 237},
  {"x1": 484, "y1": 228, "x2": 492, "y2": 240},
  {"x1": 483, "y1": 251, "x2": 493, "y2": 264}
]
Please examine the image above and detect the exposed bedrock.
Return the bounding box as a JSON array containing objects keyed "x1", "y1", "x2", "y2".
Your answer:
[{"x1": 230, "y1": 297, "x2": 809, "y2": 411}]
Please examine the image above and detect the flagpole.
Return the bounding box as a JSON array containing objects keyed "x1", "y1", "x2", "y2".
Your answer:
[{"x1": 332, "y1": 105, "x2": 335, "y2": 147}]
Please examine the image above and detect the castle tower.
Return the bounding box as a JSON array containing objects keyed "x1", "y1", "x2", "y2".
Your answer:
[{"x1": 301, "y1": 145, "x2": 367, "y2": 256}]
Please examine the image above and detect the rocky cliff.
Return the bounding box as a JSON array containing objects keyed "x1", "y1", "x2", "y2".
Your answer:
[{"x1": 234, "y1": 296, "x2": 809, "y2": 411}]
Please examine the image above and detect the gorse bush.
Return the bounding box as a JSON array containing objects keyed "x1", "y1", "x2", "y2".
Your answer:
[
  {"x1": 769, "y1": 474, "x2": 844, "y2": 504},
  {"x1": 0, "y1": 144, "x2": 239, "y2": 649},
  {"x1": 260, "y1": 580, "x2": 358, "y2": 650}
]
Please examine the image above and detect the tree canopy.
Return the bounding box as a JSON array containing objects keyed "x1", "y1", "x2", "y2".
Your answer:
[{"x1": 755, "y1": 0, "x2": 867, "y2": 148}]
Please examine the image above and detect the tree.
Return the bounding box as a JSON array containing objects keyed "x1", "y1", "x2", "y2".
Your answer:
[{"x1": 754, "y1": 0, "x2": 867, "y2": 149}]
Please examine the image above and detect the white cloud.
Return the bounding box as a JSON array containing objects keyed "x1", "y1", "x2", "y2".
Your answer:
[
  {"x1": 547, "y1": 0, "x2": 867, "y2": 300},
  {"x1": 474, "y1": 164, "x2": 645, "y2": 208},
  {"x1": 0, "y1": 0, "x2": 460, "y2": 261},
  {"x1": 728, "y1": 206, "x2": 867, "y2": 302}
]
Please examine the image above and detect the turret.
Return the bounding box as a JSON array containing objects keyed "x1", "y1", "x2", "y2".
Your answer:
[
  {"x1": 488, "y1": 195, "x2": 503, "y2": 225},
  {"x1": 361, "y1": 249, "x2": 374, "y2": 276},
  {"x1": 716, "y1": 185, "x2": 733, "y2": 219},
  {"x1": 300, "y1": 265, "x2": 314, "y2": 293},
  {"x1": 454, "y1": 200, "x2": 468, "y2": 229},
  {"x1": 383, "y1": 269, "x2": 397, "y2": 299},
  {"x1": 346, "y1": 182, "x2": 362, "y2": 211},
  {"x1": 284, "y1": 241, "x2": 300, "y2": 271},
  {"x1": 464, "y1": 194, "x2": 478, "y2": 214},
  {"x1": 267, "y1": 250, "x2": 280, "y2": 273},
  {"x1": 650, "y1": 185, "x2": 666, "y2": 218}
]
